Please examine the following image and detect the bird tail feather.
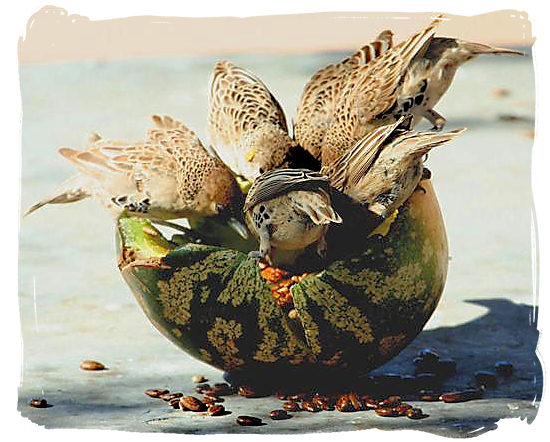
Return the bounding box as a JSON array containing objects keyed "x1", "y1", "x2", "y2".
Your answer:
[
  {"x1": 401, "y1": 127, "x2": 467, "y2": 156},
  {"x1": 24, "y1": 174, "x2": 91, "y2": 216}
]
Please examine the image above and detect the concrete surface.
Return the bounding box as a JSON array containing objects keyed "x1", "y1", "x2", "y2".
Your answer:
[{"x1": 18, "y1": 48, "x2": 540, "y2": 436}]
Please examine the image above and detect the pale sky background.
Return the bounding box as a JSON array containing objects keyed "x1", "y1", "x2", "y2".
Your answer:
[{"x1": 19, "y1": 6, "x2": 533, "y2": 64}]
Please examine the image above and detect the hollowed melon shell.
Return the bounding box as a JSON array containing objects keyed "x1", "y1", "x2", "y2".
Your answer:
[{"x1": 116, "y1": 181, "x2": 448, "y2": 376}]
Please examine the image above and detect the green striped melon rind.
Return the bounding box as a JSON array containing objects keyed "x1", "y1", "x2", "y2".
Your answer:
[{"x1": 116, "y1": 181, "x2": 448, "y2": 374}]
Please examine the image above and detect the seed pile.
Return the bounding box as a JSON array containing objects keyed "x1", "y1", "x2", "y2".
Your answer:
[
  {"x1": 144, "y1": 382, "x2": 235, "y2": 417},
  {"x1": 259, "y1": 262, "x2": 306, "y2": 307},
  {"x1": 273, "y1": 391, "x2": 427, "y2": 420},
  {"x1": 139, "y1": 354, "x2": 516, "y2": 427}
]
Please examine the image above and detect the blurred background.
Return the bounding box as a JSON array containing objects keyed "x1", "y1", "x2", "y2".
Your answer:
[{"x1": 18, "y1": 6, "x2": 538, "y2": 433}]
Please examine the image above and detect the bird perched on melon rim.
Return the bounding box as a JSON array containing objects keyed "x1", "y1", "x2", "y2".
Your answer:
[
  {"x1": 320, "y1": 15, "x2": 447, "y2": 167},
  {"x1": 208, "y1": 60, "x2": 318, "y2": 184},
  {"x1": 24, "y1": 114, "x2": 248, "y2": 239},
  {"x1": 243, "y1": 168, "x2": 342, "y2": 264},
  {"x1": 244, "y1": 118, "x2": 465, "y2": 264},
  {"x1": 398, "y1": 37, "x2": 523, "y2": 130},
  {"x1": 323, "y1": 116, "x2": 466, "y2": 218},
  {"x1": 295, "y1": 15, "x2": 521, "y2": 166}
]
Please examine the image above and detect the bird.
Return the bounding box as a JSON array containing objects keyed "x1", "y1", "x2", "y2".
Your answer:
[
  {"x1": 24, "y1": 114, "x2": 248, "y2": 239},
  {"x1": 294, "y1": 29, "x2": 394, "y2": 160},
  {"x1": 243, "y1": 168, "x2": 342, "y2": 264},
  {"x1": 242, "y1": 118, "x2": 464, "y2": 265},
  {"x1": 323, "y1": 117, "x2": 466, "y2": 218},
  {"x1": 320, "y1": 16, "x2": 445, "y2": 167},
  {"x1": 208, "y1": 60, "x2": 315, "y2": 183},
  {"x1": 398, "y1": 37, "x2": 523, "y2": 130}
]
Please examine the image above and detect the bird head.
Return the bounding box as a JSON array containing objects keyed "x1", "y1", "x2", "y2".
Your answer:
[{"x1": 241, "y1": 125, "x2": 296, "y2": 181}]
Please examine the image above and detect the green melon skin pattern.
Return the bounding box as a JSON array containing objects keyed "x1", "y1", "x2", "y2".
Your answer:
[{"x1": 116, "y1": 181, "x2": 448, "y2": 380}]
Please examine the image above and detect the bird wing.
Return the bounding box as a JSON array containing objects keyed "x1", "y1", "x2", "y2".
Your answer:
[
  {"x1": 58, "y1": 115, "x2": 219, "y2": 205},
  {"x1": 208, "y1": 60, "x2": 289, "y2": 146},
  {"x1": 289, "y1": 189, "x2": 342, "y2": 225},
  {"x1": 90, "y1": 115, "x2": 209, "y2": 178},
  {"x1": 243, "y1": 168, "x2": 330, "y2": 212},
  {"x1": 294, "y1": 30, "x2": 394, "y2": 158},
  {"x1": 323, "y1": 118, "x2": 405, "y2": 192},
  {"x1": 328, "y1": 17, "x2": 443, "y2": 146},
  {"x1": 24, "y1": 174, "x2": 92, "y2": 216},
  {"x1": 390, "y1": 126, "x2": 467, "y2": 156}
]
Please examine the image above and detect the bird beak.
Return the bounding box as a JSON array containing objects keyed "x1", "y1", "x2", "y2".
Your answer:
[{"x1": 228, "y1": 217, "x2": 249, "y2": 240}]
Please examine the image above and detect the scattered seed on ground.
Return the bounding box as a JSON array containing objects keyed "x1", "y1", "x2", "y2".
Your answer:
[{"x1": 79, "y1": 360, "x2": 106, "y2": 371}]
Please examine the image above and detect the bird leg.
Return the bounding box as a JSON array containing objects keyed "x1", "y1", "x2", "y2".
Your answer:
[{"x1": 423, "y1": 109, "x2": 446, "y2": 131}]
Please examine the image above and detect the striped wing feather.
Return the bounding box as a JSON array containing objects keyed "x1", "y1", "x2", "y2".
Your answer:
[
  {"x1": 208, "y1": 60, "x2": 288, "y2": 146},
  {"x1": 294, "y1": 30, "x2": 394, "y2": 158},
  {"x1": 244, "y1": 168, "x2": 330, "y2": 211},
  {"x1": 324, "y1": 16, "x2": 444, "y2": 160}
]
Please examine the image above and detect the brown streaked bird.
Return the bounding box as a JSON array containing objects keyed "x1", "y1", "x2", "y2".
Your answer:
[
  {"x1": 321, "y1": 16, "x2": 445, "y2": 167},
  {"x1": 399, "y1": 37, "x2": 523, "y2": 130},
  {"x1": 25, "y1": 115, "x2": 247, "y2": 237},
  {"x1": 243, "y1": 168, "x2": 342, "y2": 264},
  {"x1": 208, "y1": 60, "x2": 310, "y2": 182},
  {"x1": 294, "y1": 29, "x2": 394, "y2": 160},
  {"x1": 324, "y1": 117, "x2": 466, "y2": 218}
]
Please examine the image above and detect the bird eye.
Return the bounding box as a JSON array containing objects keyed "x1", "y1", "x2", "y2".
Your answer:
[{"x1": 259, "y1": 168, "x2": 265, "y2": 174}]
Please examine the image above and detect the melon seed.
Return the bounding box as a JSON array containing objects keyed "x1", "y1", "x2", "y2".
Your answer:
[
  {"x1": 282, "y1": 401, "x2": 301, "y2": 412},
  {"x1": 29, "y1": 398, "x2": 48, "y2": 408},
  {"x1": 474, "y1": 370, "x2": 497, "y2": 388},
  {"x1": 236, "y1": 415, "x2": 263, "y2": 426},
  {"x1": 270, "y1": 409, "x2": 292, "y2": 420},
  {"x1": 145, "y1": 388, "x2": 169, "y2": 398},
  {"x1": 179, "y1": 396, "x2": 207, "y2": 412},
  {"x1": 440, "y1": 389, "x2": 483, "y2": 403},
  {"x1": 79, "y1": 360, "x2": 106, "y2": 371},
  {"x1": 207, "y1": 405, "x2": 226, "y2": 416},
  {"x1": 192, "y1": 374, "x2": 207, "y2": 383},
  {"x1": 494, "y1": 361, "x2": 515, "y2": 377},
  {"x1": 406, "y1": 408, "x2": 428, "y2": 419}
]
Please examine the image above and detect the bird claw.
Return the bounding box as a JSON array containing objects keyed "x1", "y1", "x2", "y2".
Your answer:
[
  {"x1": 422, "y1": 167, "x2": 432, "y2": 180},
  {"x1": 424, "y1": 109, "x2": 446, "y2": 131}
]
